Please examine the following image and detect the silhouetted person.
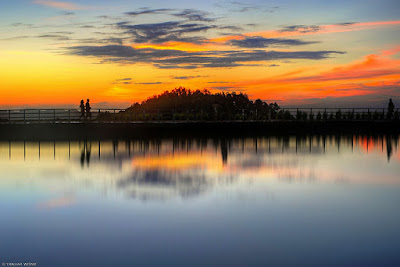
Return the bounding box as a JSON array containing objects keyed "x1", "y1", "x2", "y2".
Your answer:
[
  {"x1": 386, "y1": 135, "x2": 393, "y2": 162},
  {"x1": 86, "y1": 99, "x2": 91, "y2": 120},
  {"x1": 80, "y1": 143, "x2": 85, "y2": 168},
  {"x1": 86, "y1": 142, "x2": 91, "y2": 167},
  {"x1": 387, "y1": 98, "x2": 395, "y2": 119},
  {"x1": 80, "y1": 141, "x2": 92, "y2": 168},
  {"x1": 79, "y1": 100, "x2": 85, "y2": 120}
]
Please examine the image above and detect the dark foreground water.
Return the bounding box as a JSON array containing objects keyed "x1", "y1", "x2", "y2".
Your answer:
[{"x1": 1, "y1": 135, "x2": 400, "y2": 266}]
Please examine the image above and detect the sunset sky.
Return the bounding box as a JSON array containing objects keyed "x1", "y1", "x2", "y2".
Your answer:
[{"x1": 0, "y1": 0, "x2": 399, "y2": 108}]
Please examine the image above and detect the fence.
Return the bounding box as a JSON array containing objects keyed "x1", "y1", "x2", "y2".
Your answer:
[{"x1": 0, "y1": 108, "x2": 399, "y2": 123}]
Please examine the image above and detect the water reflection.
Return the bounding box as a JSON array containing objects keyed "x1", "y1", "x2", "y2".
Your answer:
[
  {"x1": 0, "y1": 134, "x2": 399, "y2": 201},
  {"x1": 1, "y1": 135, "x2": 400, "y2": 266}
]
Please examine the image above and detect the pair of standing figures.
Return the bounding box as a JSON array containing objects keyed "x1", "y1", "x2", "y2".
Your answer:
[{"x1": 80, "y1": 99, "x2": 91, "y2": 120}]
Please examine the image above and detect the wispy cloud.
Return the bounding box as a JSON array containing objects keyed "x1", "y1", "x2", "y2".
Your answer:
[
  {"x1": 38, "y1": 34, "x2": 71, "y2": 41},
  {"x1": 33, "y1": 0, "x2": 89, "y2": 10},
  {"x1": 208, "y1": 81, "x2": 232, "y2": 84},
  {"x1": 112, "y1": 78, "x2": 133, "y2": 84},
  {"x1": 125, "y1": 8, "x2": 173, "y2": 16},
  {"x1": 170, "y1": 75, "x2": 202, "y2": 80},
  {"x1": 135, "y1": 82, "x2": 163, "y2": 85},
  {"x1": 228, "y1": 36, "x2": 317, "y2": 48},
  {"x1": 172, "y1": 9, "x2": 215, "y2": 22},
  {"x1": 116, "y1": 21, "x2": 214, "y2": 44}
]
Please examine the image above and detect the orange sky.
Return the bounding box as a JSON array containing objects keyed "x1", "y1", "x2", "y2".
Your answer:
[{"x1": 0, "y1": 1, "x2": 399, "y2": 108}]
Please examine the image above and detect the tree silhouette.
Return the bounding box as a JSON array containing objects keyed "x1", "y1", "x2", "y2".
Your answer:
[{"x1": 121, "y1": 87, "x2": 279, "y2": 120}]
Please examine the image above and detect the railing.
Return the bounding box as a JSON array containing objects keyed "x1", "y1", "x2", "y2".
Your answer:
[{"x1": 0, "y1": 108, "x2": 399, "y2": 124}]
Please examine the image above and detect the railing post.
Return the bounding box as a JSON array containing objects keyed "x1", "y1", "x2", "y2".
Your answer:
[
  {"x1": 114, "y1": 109, "x2": 116, "y2": 123},
  {"x1": 173, "y1": 110, "x2": 175, "y2": 122},
  {"x1": 38, "y1": 110, "x2": 41, "y2": 123},
  {"x1": 98, "y1": 109, "x2": 100, "y2": 122},
  {"x1": 242, "y1": 109, "x2": 245, "y2": 121},
  {"x1": 255, "y1": 109, "x2": 258, "y2": 120},
  {"x1": 8, "y1": 110, "x2": 11, "y2": 124},
  {"x1": 143, "y1": 110, "x2": 145, "y2": 121},
  {"x1": 23, "y1": 110, "x2": 26, "y2": 123},
  {"x1": 158, "y1": 109, "x2": 160, "y2": 121},
  {"x1": 68, "y1": 109, "x2": 71, "y2": 122}
]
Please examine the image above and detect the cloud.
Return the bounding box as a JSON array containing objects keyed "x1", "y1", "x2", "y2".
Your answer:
[
  {"x1": 170, "y1": 75, "x2": 202, "y2": 80},
  {"x1": 33, "y1": 0, "x2": 88, "y2": 10},
  {"x1": 66, "y1": 44, "x2": 345, "y2": 68},
  {"x1": 0, "y1": 36, "x2": 31, "y2": 41},
  {"x1": 125, "y1": 8, "x2": 173, "y2": 16},
  {"x1": 153, "y1": 64, "x2": 198, "y2": 69},
  {"x1": 10, "y1": 23, "x2": 34, "y2": 27},
  {"x1": 216, "y1": 1, "x2": 264, "y2": 13},
  {"x1": 208, "y1": 81, "x2": 232, "y2": 84},
  {"x1": 280, "y1": 25, "x2": 321, "y2": 33},
  {"x1": 135, "y1": 82, "x2": 163, "y2": 85},
  {"x1": 50, "y1": 31, "x2": 74, "y2": 35},
  {"x1": 112, "y1": 78, "x2": 133, "y2": 84},
  {"x1": 117, "y1": 21, "x2": 214, "y2": 44},
  {"x1": 80, "y1": 25, "x2": 96, "y2": 28},
  {"x1": 219, "y1": 25, "x2": 243, "y2": 32},
  {"x1": 38, "y1": 34, "x2": 71, "y2": 41},
  {"x1": 154, "y1": 50, "x2": 345, "y2": 68},
  {"x1": 76, "y1": 37, "x2": 126, "y2": 45},
  {"x1": 172, "y1": 9, "x2": 215, "y2": 22},
  {"x1": 66, "y1": 45, "x2": 190, "y2": 58},
  {"x1": 336, "y1": 22, "x2": 357, "y2": 26},
  {"x1": 228, "y1": 36, "x2": 317, "y2": 48}
]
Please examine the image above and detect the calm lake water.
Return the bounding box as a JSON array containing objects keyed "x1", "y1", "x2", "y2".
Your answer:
[{"x1": 1, "y1": 135, "x2": 400, "y2": 266}]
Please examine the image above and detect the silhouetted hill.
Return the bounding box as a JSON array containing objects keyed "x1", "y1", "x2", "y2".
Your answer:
[{"x1": 126, "y1": 87, "x2": 280, "y2": 113}]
